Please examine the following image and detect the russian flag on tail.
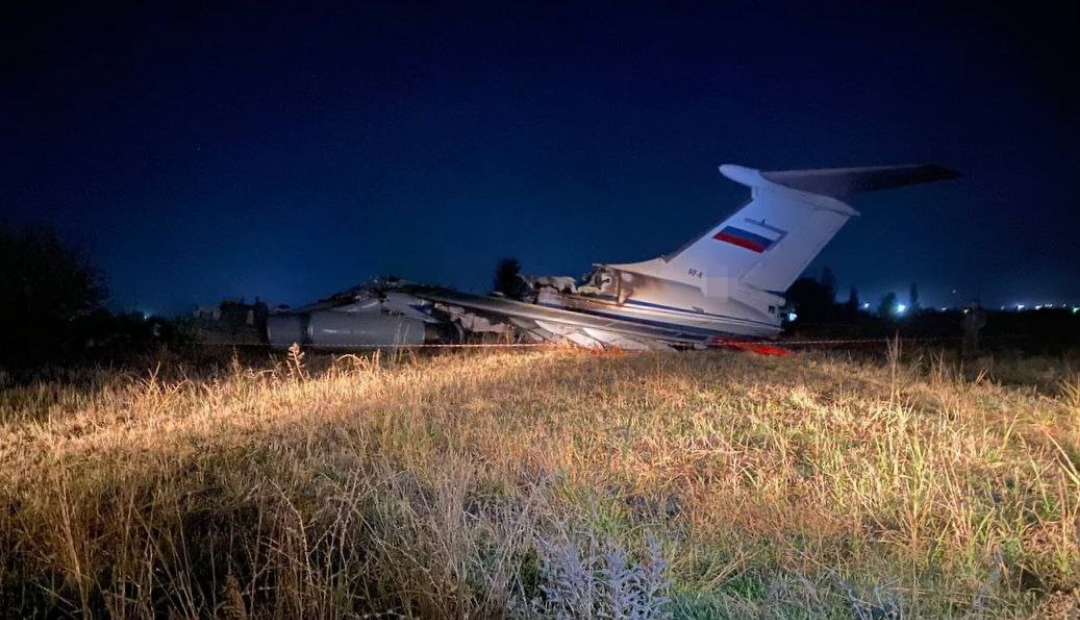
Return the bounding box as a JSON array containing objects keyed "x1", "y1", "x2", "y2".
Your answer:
[{"x1": 712, "y1": 225, "x2": 778, "y2": 253}]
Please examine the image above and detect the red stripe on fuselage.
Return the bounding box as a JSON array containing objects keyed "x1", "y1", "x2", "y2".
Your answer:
[{"x1": 713, "y1": 231, "x2": 766, "y2": 253}]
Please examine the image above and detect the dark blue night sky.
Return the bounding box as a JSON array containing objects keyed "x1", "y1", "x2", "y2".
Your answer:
[{"x1": 3, "y1": 2, "x2": 1078, "y2": 314}]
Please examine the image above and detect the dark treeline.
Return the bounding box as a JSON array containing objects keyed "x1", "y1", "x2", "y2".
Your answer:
[
  {"x1": 0, "y1": 227, "x2": 187, "y2": 371},
  {"x1": 785, "y1": 268, "x2": 1080, "y2": 352}
]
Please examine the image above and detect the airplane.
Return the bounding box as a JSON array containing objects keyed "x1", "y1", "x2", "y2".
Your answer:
[{"x1": 266, "y1": 163, "x2": 959, "y2": 351}]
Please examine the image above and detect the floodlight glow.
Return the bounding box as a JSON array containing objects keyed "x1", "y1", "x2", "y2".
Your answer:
[
  {"x1": 1016, "y1": 304, "x2": 1025, "y2": 311},
  {"x1": 895, "y1": 303, "x2": 907, "y2": 315},
  {"x1": 787, "y1": 312, "x2": 798, "y2": 322},
  {"x1": 861, "y1": 302, "x2": 870, "y2": 310}
]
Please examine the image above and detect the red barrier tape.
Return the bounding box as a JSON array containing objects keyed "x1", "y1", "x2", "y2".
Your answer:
[
  {"x1": 782, "y1": 336, "x2": 956, "y2": 346},
  {"x1": 710, "y1": 336, "x2": 959, "y2": 357}
]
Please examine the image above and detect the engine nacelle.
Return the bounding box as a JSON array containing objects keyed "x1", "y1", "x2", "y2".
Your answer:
[{"x1": 266, "y1": 310, "x2": 433, "y2": 349}]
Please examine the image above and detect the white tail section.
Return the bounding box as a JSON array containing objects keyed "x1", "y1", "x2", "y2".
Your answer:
[{"x1": 609, "y1": 163, "x2": 959, "y2": 295}]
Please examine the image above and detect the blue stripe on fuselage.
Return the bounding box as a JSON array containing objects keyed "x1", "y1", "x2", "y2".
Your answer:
[
  {"x1": 560, "y1": 305, "x2": 769, "y2": 338},
  {"x1": 581, "y1": 294, "x2": 777, "y2": 329}
]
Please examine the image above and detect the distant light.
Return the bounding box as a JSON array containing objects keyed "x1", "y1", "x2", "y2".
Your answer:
[
  {"x1": 1016, "y1": 304, "x2": 1025, "y2": 311},
  {"x1": 895, "y1": 303, "x2": 907, "y2": 315},
  {"x1": 861, "y1": 302, "x2": 870, "y2": 310},
  {"x1": 787, "y1": 312, "x2": 798, "y2": 322},
  {"x1": 1073, "y1": 306, "x2": 1079, "y2": 315},
  {"x1": 940, "y1": 307, "x2": 948, "y2": 312},
  {"x1": 1035, "y1": 305, "x2": 1043, "y2": 310},
  {"x1": 1046, "y1": 303, "x2": 1054, "y2": 308}
]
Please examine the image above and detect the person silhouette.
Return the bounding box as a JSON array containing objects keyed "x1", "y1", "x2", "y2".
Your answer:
[{"x1": 962, "y1": 301, "x2": 986, "y2": 358}]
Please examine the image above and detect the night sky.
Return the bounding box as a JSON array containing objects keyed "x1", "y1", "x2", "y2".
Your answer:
[{"x1": 3, "y1": 2, "x2": 1078, "y2": 314}]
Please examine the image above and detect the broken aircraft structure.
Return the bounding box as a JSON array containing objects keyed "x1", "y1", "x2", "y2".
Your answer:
[{"x1": 267, "y1": 163, "x2": 959, "y2": 351}]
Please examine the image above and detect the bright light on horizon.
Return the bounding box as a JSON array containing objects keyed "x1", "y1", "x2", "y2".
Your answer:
[{"x1": 895, "y1": 303, "x2": 908, "y2": 315}]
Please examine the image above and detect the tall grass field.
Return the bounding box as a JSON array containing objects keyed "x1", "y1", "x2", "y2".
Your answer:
[{"x1": 1, "y1": 347, "x2": 1078, "y2": 618}]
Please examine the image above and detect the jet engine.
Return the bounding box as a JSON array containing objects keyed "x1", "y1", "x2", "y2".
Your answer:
[{"x1": 266, "y1": 310, "x2": 442, "y2": 349}]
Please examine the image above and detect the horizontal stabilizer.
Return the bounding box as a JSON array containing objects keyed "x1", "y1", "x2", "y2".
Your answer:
[{"x1": 758, "y1": 164, "x2": 960, "y2": 199}]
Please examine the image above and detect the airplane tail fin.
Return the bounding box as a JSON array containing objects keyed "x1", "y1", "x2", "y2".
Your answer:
[{"x1": 616, "y1": 163, "x2": 958, "y2": 295}]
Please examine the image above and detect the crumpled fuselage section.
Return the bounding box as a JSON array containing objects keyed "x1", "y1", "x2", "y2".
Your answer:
[
  {"x1": 266, "y1": 273, "x2": 781, "y2": 351},
  {"x1": 519, "y1": 266, "x2": 783, "y2": 342}
]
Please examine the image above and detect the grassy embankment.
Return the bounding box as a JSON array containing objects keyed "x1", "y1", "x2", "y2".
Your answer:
[{"x1": 0, "y1": 346, "x2": 1078, "y2": 618}]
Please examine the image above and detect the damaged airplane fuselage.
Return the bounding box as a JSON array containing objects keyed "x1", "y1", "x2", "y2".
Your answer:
[{"x1": 266, "y1": 162, "x2": 959, "y2": 351}]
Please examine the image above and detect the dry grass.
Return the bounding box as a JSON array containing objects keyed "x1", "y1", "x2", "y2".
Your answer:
[{"x1": 0, "y1": 347, "x2": 1078, "y2": 618}]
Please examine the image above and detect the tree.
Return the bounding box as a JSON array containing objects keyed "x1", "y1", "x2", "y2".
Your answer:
[
  {"x1": 908, "y1": 282, "x2": 920, "y2": 312},
  {"x1": 787, "y1": 277, "x2": 835, "y2": 322},
  {"x1": 819, "y1": 267, "x2": 837, "y2": 303},
  {"x1": 492, "y1": 257, "x2": 526, "y2": 298},
  {"x1": 846, "y1": 287, "x2": 860, "y2": 313},
  {"x1": 877, "y1": 292, "x2": 898, "y2": 319},
  {"x1": 0, "y1": 227, "x2": 106, "y2": 364}
]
